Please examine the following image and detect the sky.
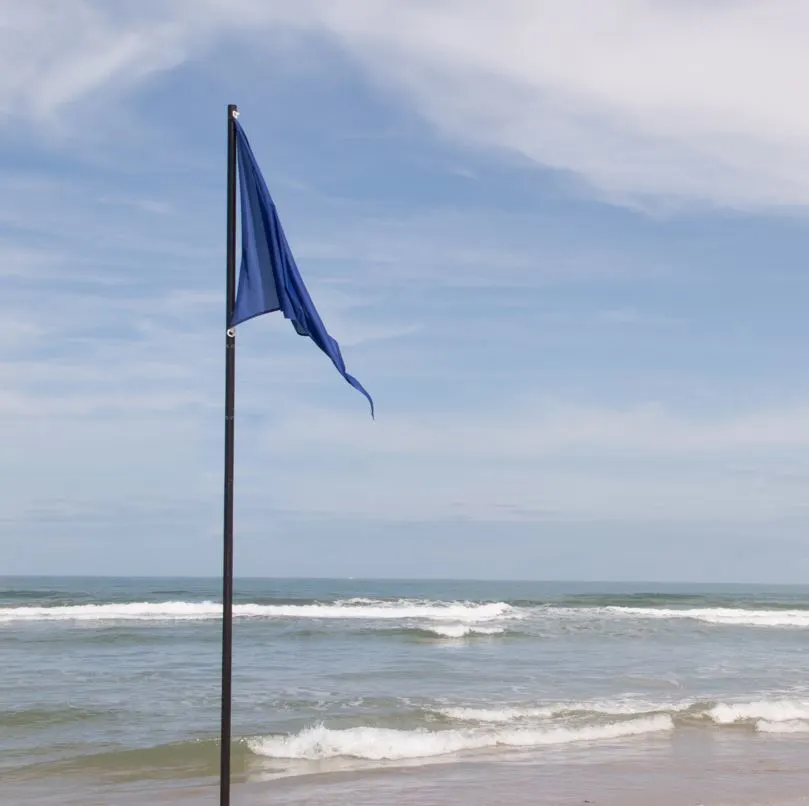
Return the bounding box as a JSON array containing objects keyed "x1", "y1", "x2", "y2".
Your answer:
[{"x1": 4, "y1": 1, "x2": 809, "y2": 582}]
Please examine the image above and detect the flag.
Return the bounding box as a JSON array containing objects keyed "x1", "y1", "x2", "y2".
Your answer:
[{"x1": 230, "y1": 119, "x2": 374, "y2": 417}]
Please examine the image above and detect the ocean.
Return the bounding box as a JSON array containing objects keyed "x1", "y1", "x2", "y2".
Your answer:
[{"x1": 3, "y1": 577, "x2": 809, "y2": 805}]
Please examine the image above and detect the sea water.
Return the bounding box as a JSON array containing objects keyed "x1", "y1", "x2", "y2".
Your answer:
[{"x1": 3, "y1": 577, "x2": 809, "y2": 804}]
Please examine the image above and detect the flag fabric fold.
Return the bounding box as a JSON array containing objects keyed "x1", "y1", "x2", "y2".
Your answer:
[{"x1": 230, "y1": 119, "x2": 374, "y2": 417}]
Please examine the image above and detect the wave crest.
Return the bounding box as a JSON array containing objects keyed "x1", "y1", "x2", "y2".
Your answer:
[
  {"x1": 708, "y1": 700, "x2": 809, "y2": 725},
  {"x1": 602, "y1": 606, "x2": 809, "y2": 628},
  {"x1": 439, "y1": 706, "x2": 554, "y2": 722},
  {"x1": 248, "y1": 716, "x2": 673, "y2": 761},
  {"x1": 0, "y1": 599, "x2": 514, "y2": 624},
  {"x1": 424, "y1": 625, "x2": 505, "y2": 639},
  {"x1": 438, "y1": 699, "x2": 690, "y2": 723}
]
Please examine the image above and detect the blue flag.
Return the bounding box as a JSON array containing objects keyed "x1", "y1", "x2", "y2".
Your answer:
[{"x1": 230, "y1": 119, "x2": 374, "y2": 417}]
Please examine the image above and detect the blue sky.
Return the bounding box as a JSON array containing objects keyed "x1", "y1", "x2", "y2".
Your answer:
[{"x1": 4, "y1": 1, "x2": 809, "y2": 581}]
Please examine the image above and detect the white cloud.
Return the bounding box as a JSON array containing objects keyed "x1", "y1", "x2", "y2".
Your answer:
[
  {"x1": 595, "y1": 308, "x2": 681, "y2": 327},
  {"x1": 251, "y1": 461, "x2": 806, "y2": 524},
  {"x1": 7, "y1": 1, "x2": 809, "y2": 208},
  {"x1": 0, "y1": 316, "x2": 47, "y2": 353},
  {"x1": 269, "y1": 0, "x2": 809, "y2": 209},
  {"x1": 265, "y1": 400, "x2": 809, "y2": 459},
  {"x1": 213, "y1": 398, "x2": 809, "y2": 524},
  {"x1": 0, "y1": 1, "x2": 188, "y2": 123}
]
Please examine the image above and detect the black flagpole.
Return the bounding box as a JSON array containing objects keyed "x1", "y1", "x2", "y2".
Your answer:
[{"x1": 220, "y1": 102, "x2": 238, "y2": 806}]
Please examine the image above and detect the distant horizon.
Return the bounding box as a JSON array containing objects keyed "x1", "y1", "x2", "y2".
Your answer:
[{"x1": 3, "y1": 574, "x2": 808, "y2": 588}]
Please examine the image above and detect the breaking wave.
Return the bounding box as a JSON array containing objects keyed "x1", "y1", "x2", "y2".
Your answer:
[
  {"x1": 0, "y1": 600, "x2": 515, "y2": 624},
  {"x1": 247, "y1": 715, "x2": 673, "y2": 761},
  {"x1": 439, "y1": 706, "x2": 555, "y2": 722},
  {"x1": 422, "y1": 625, "x2": 506, "y2": 639},
  {"x1": 707, "y1": 699, "x2": 809, "y2": 734},
  {"x1": 437, "y1": 700, "x2": 688, "y2": 723},
  {"x1": 5, "y1": 598, "x2": 809, "y2": 631},
  {"x1": 600, "y1": 606, "x2": 809, "y2": 628},
  {"x1": 437, "y1": 697, "x2": 809, "y2": 737}
]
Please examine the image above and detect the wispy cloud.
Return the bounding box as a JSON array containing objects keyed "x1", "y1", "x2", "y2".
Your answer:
[
  {"x1": 595, "y1": 308, "x2": 682, "y2": 327},
  {"x1": 266, "y1": 0, "x2": 809, "y2": 209},
  {"x1": 7, "y1": 2, "x2": 809, "y2": 209},
  {"x1": 261, "y1": 400, "x2": 809, "y2": 460},
  {"x1": 0, "y1": 1, "x2": 189, "y2": 123}
]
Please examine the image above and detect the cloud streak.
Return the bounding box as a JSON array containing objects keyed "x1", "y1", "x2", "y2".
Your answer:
[
  {"x1": 7, "y1": 1, "x2": 809, "y2": 209},
  {"x1": 264, "y1": 400, "x2": 809, "y2": 460}
]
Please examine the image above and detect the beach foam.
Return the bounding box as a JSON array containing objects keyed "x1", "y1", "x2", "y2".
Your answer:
[{"x1": 248, "y1": 715, "x2": 673, "y2": 761}]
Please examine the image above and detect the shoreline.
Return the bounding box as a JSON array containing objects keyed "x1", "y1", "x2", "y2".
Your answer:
[{"x1": 8, "y1": 730, "x2": 809, "y2": 806}]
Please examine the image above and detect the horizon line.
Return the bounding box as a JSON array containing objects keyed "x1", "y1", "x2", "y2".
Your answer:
[{"x1": 1, "y1": 574, "x2": 806, "y2": 588}]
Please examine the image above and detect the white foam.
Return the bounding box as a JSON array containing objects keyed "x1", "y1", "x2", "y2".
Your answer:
[
  {"x1": 0, "y1": 599, "x2": 514, "y2": 624},
  {"x1": 586, "y1": 700, "x2": 691, "y2": 716},
  {"x1": 708, "y1": 700, "x2": 809, "y2": 725},
  {"x1": 439, "y1": 700, "x2": 689, "y2": 723},
  {"x1": 757, "y1": 719, "x2": 809, "y2": 734},
  {"x1": 602, "y1": 606, "x2": 809, "y2": 628},
  {"x1": 425, "y1": 625, "x2": 506, "y2": 639},
  {"x1": 440, "y1": 706, "x2": 555, "y2": 722},
  {"x1": 248, "y1": 716, "x2": 673, "y2": 761}
]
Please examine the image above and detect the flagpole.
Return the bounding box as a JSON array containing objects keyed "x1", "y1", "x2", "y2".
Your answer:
[{"x1": 220, "y1": 102, "x2": 238, "y2": 806}]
